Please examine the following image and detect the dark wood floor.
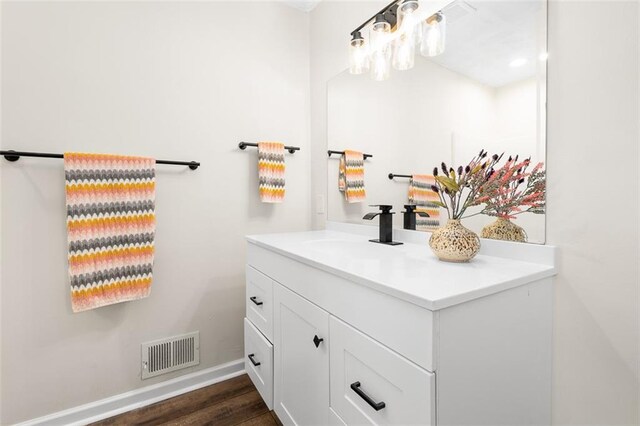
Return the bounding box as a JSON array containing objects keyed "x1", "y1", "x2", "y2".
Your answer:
[{"x1": 91, "y1": 374, "x2": 281, "y2": 426}]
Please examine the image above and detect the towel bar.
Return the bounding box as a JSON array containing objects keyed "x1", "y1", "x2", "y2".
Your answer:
[
  {"x1": 388, "y1": 173, "x2": 412, "y2": 180},
  {"x1": 238, "y1": 142, "x2": 300, "y2": 154},
  {"x1": 0, "y1": 150, "x2": 200, "y2": 170},
  {"x1": 327, "y1": 150, "x2": 373, "y2": 160}
]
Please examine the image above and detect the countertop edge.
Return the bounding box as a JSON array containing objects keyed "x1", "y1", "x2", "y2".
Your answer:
[{"x1": 246, "y1": 235, "x2": 557, "y2": 311}]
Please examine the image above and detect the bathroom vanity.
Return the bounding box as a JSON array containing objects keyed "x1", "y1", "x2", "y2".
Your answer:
[{"x1": 244, "y1": 223, "x2": 556, "y2": 425}]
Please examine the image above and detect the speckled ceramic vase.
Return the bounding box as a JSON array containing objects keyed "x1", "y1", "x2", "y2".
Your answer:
[
  {"x1": 481, "y1": 217, "x2": 527, "y2": 242},
  {"x1": 429, "y1": 219, "x2": 480, "y2": 263}
]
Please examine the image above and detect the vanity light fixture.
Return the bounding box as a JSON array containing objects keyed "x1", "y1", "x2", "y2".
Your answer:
[
  {"x1": 370, "y1": 14, "x2": 392, "y2": 80},
  {"x1": 393, "y1": 0, "x2": 420, "y2": 70},
  {"x1": 349, "y1": 31, "x2": 369, "y2": 74},
  {"x1": 348, "y1": 0, "x2": 447, "y2": 80},
  {"x1": 420, "y1": 11, "x2": 446, "y2": 57}
]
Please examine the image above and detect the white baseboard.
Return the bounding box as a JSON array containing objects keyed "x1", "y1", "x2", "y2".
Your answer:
[{"x1": 16, "y1": 359, "x2": 245, "y2": 426}]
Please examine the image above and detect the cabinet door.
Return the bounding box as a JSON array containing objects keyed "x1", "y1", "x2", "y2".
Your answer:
[{"x1": 274, "y1": 283, "x2": 329, "y2": 426}]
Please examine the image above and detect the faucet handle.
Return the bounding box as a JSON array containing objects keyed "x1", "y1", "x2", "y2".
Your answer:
[
  {"x1": 369, "y1": 204, "x2": 393, "y2": 213},
  {"x1": 403, "y1": 204, "x2": 430, "y2": 217}
]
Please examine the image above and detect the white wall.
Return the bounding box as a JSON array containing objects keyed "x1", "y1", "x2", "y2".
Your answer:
[
  {"x1": 0, "y1": 2, "x2": 310, "y2": 423},
  {"x1": 311, "y1": 0, "x2": 639, "y2": 423},
  {"x1": 547, "y1": 1, "x2": 639, "y2": 424}
]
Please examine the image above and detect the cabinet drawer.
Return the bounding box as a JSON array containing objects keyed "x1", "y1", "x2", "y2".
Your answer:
[
  {"x1": 330, "y1": 317, "x2": 435, "y2": 425},
  {"x1": 246, "y1": 265, "x2": 273, "y2": 342},
  {"x1": 244, "y1": 318, "x2": 273, "y2": 410}
]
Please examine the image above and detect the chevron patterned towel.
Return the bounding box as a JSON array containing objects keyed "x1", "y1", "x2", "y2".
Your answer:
[
  {"x1": 339, "y1": 150, "x2": 366, "y2": 203},
  {"x1": 258, "y1": 142, "x2": 285, "y2": 203},
  {"x1": 408, "y1": 174, "x2": 441, "y2": 231},
  {"x1": 64, "y1": 153, "x2": 156, "y2": 313}
]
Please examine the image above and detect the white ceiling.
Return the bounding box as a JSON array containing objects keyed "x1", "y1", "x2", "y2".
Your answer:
[
  {"x1": 281, "y1": 0, "x2": 322, "y2": 12},
  {"x1": 429, "y1": 0, "x2": 545, "y2": 87}
]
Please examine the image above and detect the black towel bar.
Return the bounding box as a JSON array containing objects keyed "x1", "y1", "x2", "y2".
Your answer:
[
  {"x1": 0, "y1": 150, "x2": 200, "y2": 170},
  {"x1": 327, "y1": 150, "x2": 373, "y2": 160},
  {"x1": 388, "y1": 173, "x2": 412, "y2": 180},
  {"x1": 238, "y1": 142, "x2": 300, "y2": 154}
]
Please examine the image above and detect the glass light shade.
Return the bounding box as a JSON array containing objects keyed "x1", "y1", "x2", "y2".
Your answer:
[
  {"x1": 397, "y1": 0, "x2": 421, "y2": 44},
  {"x1": 349, "y1": 36, "x2": 369, "y2": 75},
  {"x1": 370, "y1": 17, "x2": 391, "y2": 81},
  {"x1": 421, "y1": 12, "x2": 446, "y2": 57},
  {"x1": 393, "y1": 33, "x2": 415, "y2": 70},
  {"x1": 393, "y1": 0, "x2": 420, "y2": 70}
]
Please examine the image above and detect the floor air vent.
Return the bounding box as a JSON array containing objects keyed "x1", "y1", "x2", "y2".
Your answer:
[{"x1": 141, "y1": 331, "x2": 200, "y2": 379}]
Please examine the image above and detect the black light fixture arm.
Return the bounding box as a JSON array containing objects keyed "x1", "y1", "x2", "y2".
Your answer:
[
  {"x1": 0, "y1": 150, "x2": 200, "y2": 170},
  {"x1": 351, "y1": 0, "x2": 401, "y2": 36}
]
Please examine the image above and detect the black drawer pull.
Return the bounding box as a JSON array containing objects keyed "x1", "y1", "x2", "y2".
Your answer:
[
  {"x1": 249, "y1": 296, "x2": 263, "y2": 306},
  {"x1": 313, "y1": 335, "x2": 324, "y2": 348},
  {"x1": 248, "y1": 353, "x2": 261, "y2": 366},
  {"x1": 350, "y1": 381, "x2": 386, "y2": 411}
]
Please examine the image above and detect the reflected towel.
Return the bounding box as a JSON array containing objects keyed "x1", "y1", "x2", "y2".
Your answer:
[
  {"x1": 64, "y1": 153, "x2": 156, "y2": 313},
  {"x1": 258, "y1": 142, "x2": 285, "y2": 203},
  {"x1": 338, "y1": 150, "x2": 366, "y2": 203},
  {"x1": 408, "y1": 174, "x2": 441, "y2": 231}
]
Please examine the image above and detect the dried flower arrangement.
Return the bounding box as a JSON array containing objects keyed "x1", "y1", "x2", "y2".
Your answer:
[
  {"x1": 430, "y1": 150, "x2": 546, "y2": 221},
  {"x1": 430, "y1": 149, "x2": 503, "y2": 220},
  {"x1": 479, "y1": 155, "x2": 546, "y2": 219}
]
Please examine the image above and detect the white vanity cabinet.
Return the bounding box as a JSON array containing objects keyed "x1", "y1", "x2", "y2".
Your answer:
[
  {"x1": 273, "y1": 283, "x2": 330, "y2": 425},
  {"x1": 244, "y1": 229, "x2": 556, "y2": 426}
]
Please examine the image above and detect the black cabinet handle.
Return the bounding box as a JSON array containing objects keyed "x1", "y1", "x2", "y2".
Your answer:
[
  {"x1": 248, "y1": 353, "x2": 261, "y2": 366},
  {"x1": 350, "y1": 381, "x2": 386, "y2": 411},
  {"x1": 249, "y1": 296, "x2": 263, "y2": 306},
  {"x1": 313, "y1": 335, "x2": 324, "y2": 348}
]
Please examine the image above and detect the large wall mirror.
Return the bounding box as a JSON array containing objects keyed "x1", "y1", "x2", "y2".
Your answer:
[{"x1": 327, "y1": 0, "x2": 547, "y2": 244}]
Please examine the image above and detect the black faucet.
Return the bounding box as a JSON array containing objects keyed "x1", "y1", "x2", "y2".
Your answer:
[
  {"x1": 362, "y1": 205, "x2": 403, "y2": 246},
  {"x1": 402, "y1": 205, "x2": 430, "y2": 230}
]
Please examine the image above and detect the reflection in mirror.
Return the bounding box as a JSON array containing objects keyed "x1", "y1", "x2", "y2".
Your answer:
[{"x1": 327, "y1": 0, "x2": 547, "y2": 244}]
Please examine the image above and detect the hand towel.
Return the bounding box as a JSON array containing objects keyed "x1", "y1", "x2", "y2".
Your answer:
[
  {"x1": 408, "y1": 174, "x2": 441, "y2": 231},
  {"x1": 338, "y1": 150, "x2": 366, "y2": 203},
  {"x1": 64, "y1": 153, "x2": 156, "y2": 313},
  {"x1": 258, "y1": 142, "x2": 285, "y2": 203}
]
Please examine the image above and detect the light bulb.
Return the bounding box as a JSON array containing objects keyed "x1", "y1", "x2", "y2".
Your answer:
[
  {"x1": 421, "y1": 12, "x2": 446, "y2": 57},
  {"x1": 349, "y1": 31, "x2": 369, "y2": 75},
  {"x1": 369, "y1": 14, "x2": 391, "y2": 81},
  {"x1": 398, "y1": 0, "x2": 421, "y2": 44},
  {"x1": 393, "y1": 33, "x2": 415, "y2": 70},
  {"x1": 393, "y1": 0, "x2": 419, "y2": 70}
]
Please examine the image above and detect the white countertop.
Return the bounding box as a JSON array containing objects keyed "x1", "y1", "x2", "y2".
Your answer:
[{"x1": 247, "y1": 229, "x2": 556, "y2": 310}]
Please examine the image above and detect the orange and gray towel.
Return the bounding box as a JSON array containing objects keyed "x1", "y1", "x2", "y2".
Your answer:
[
  {"x1": 408, "y1": 174, "x2": 440, "y2": 231},
  {"x1": 64, "y1": 153, "x2": 156, "y2": 312},
  {"x1": 338, "y1": 150, "x2": 366, "y2": 203},
  {"x1": 258, "y1": 142, "x2": 285, "y2": 203}
]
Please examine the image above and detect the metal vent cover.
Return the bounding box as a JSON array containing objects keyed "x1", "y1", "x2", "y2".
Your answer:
[
  {"x1": 141, "y1": 331, "x2": 200, "y2": 379},
  {"x1": 442, "y1": 0, "x2": 477, "y2": 24}
]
